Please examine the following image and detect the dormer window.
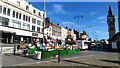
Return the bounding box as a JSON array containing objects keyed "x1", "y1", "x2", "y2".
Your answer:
[
  {"x1": 17, "y1": 1, "x2": 20, "y2": 6},
  {"x1": 33, "y1": 10, "x2": 36, "y2": 13},
  {"x1": 26, "y1": 6, "x2": 29, "y2": 10},
  {"x1": 38, "y1": 12, "x2": 41, "y2": 16}
]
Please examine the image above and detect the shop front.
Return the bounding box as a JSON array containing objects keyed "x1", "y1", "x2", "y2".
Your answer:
[{"x1": 1, "y1": 31, "x2": 15, "y2": 43}]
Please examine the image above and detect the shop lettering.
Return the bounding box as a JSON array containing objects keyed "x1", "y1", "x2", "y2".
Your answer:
[{"x1": 32, "y1": 33, "x2": 38, "y2": 36}]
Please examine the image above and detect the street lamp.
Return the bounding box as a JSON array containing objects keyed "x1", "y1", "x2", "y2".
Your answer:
[
  {"x1": 74, "y1": 15, "x2": 83, "y2": 32},
  {"x1": 92, "y1": 31, "x2": 98, "y2": 41},
  {"x1": 43, "y1": 0, "x2": 46, "y2": 45}
]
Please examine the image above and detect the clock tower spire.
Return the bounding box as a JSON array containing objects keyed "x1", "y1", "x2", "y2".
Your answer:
[{"x1": 107, "y1": 6, "x2": 116, "y2": 39}]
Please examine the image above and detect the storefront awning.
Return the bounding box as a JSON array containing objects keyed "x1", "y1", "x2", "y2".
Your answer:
[{"x1": 2, "y1": 31, "x2": 16, "y2": 34}]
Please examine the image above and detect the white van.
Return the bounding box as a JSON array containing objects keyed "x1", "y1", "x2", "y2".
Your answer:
[{"x1": 76, "y1": 40, "x2": 90, "y2": 50}]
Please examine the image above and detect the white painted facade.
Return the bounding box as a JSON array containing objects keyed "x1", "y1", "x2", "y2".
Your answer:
[
  {"x1": 46, "y1": 26, "x2": 52, "y2": 36},
  {"x1": 61, "y1": 27, "x2": 67, "y2": 40},
  {"x1": 0, "y1": 0, "x2": 47, "y2": 43}
]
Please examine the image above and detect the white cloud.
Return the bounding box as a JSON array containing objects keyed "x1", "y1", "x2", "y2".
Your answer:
[
  {"x1": 92, "y1": 31, "x2": 107, "y2": 34},
  {"x1": 53, "y1": 4, "x2": 66, "y2": 14},
  {"x1": 99, "y1": 20, "x2": 106, "y2": 23},
  {"x1": 61, "y1": 21, "x2": 75, "y2": 27},
  {"x1": 79, "y1": 12, "x2": 83, "y2": 15},
  {"x1": 90, "y1": 12, "x2": 96, "y2": 15},
  {"x1": 98, "y1": 16, "x2": 106, "y2": 20}
]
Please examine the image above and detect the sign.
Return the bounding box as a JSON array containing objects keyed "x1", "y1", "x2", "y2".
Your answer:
[
  {"x1": 112, "y1": 42, "x2": 117, "y2": 49},
  {"x1": 32, "y1": 33, "x2": 38, "y2": 36}
]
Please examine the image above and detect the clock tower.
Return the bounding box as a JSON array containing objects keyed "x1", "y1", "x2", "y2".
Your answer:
[{"x1": 107, "y1": 6, "x2": 116, "y2": 38}]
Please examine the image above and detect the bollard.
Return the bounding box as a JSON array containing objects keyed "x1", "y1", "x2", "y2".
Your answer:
[
  {"x1": 0, "y1": 45, "x2": 2, "y2": 54},
  {"x1": 13, "y1": 45, "x2": 16, "y2": 55},
  {"x1": 58, "y1": 50, "x2": 60, "y2": 63}
]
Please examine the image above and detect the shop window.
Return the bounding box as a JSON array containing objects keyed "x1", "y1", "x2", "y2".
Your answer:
[
  {"x1": 12, "y1": 20, "x2": 21, "y2": 28},
  {"x1": 19, "y1": 13, "x2": 21, "y2": 19},
  {"x1": 1, "y1": 17, "x2": 9, "y2": 26},
  {"x1": 37, "y1": 27, "x2": 40, "y2": 32},
  {"x1": 32, "y1": 18, "x2": 36, "y2": 24},
  {"x1": 23, "y1": 23, "x2": 30, "y2": 30},
  {"x1": 0, "y1": 5, "x2": 2, "y2": 13},
  {"x1": 13, "y1": 11, "x2": 15, "y2": 17},
  {"x1": 32, "y1": 25, "x2": 35, "y2": 31},
  {"x1": 7, "y1": 8, "x2": 10, "y2": 16},
  {"x1": 16, "y1": 12, "x2": 18, "y2": 19},
  {"x1": 3, "y1": 7, "x2": 6, "y2": 15}
]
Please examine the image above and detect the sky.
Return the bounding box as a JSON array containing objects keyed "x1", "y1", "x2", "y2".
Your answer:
[{"x1": 29, "y1": 2, "x2": 118, "y2": 40}]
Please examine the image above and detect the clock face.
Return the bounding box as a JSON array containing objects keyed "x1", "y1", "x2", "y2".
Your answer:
[{"x1": 110, "y1": 19, "x2": 113, "y2": 21}]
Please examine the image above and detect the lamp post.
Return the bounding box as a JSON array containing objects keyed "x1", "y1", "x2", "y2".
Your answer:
[
  {"x1": 74, "y1": 16, "x2": 83, "y2": 32},
  {"x1": 85, "y1": 26, "x2": 92, "y2": 38},
  {"x1": 43, "y1": 0, "x2": 46, "y2": 45},
  {"x1": 92, "y1": 31, "x2": 98, "y2": 41}
]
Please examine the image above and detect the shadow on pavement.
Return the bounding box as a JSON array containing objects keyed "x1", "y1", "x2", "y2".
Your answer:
[
  {"x1": 101, "y1": 60, "x2": 120, "y2": 64},
  {"x1": 63, "y1": 60, "x2": 101, "y2": 67}
]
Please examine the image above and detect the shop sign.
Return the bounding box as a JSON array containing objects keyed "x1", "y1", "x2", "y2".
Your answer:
[{"x1": 32, "y1": 33, "x2": 38, "y2": 36}]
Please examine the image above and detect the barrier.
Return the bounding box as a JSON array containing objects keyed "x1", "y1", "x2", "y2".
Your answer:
[{"x1": 41, "y1": 49, "x2": 80, "y2": 59}]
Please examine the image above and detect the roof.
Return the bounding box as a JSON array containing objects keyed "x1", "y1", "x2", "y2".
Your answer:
[{"x1": 108, "y1": 32, "x2": 120, "y2": 41}]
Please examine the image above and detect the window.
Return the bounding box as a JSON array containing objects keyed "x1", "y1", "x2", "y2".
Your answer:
[
  {"x1": 13, "y1": 11, "x2": 15, "y2": 17},
  {"x1": 49, "y1": 33, "x2": 51, "y2": 36},
  {"x1": 111, "y1": 27, "x2": 113, "y2": 31},
  {"x1": 16, "y1": 12, "x2": 18, "y2": 19},
  {"x1": 0, "y1": 5, "x2": 2, "y2": 13},
  {"x1": 26, "y1": 6, "x2": 29, "y2": 10},
  {"x1": 26, "y1": 16, "x2": 28, "y2": 21},
  {"x1": 19, "y1": 13, "x2": 21, "y2": 19},
  {"x1": 32, "y1": 18, "x2": 36, "y2": 24},
  {"x1": 38, "y1": 12, "x2": 41, "y2": 16},
  {"x1": 12, "y1": 20, "x2": 21, "y2": 28},
  {"x1": 37, "y1": 20, "x2": 41, "y2": 25},
  {"x1": 23, "y1": 15, "x2": 25, "y2": 21},
  {"x1": 49, "y1": 28, "x2": 51, "y2": 31},
  {"x1": 41, "y1": 28, "x2": 44, "y2": 32},
  {"x1": 7, "y1": 8, "x2": 10, "y2": 16},
  {"x1": 1, "y1": 17, "x2": 9, "y2": 26},
  {"x1": 33, "y1": 10, "x2": 36, "y2": 13},
  {"x1": 32, "y1": 26, "x2": 35, "y2": 31},
  {"x1": 17, "y1": 1, "x2": 20, "y2": 6},
  {"x1": 28, "y1": 17, "x2": 30, "y2": 22},
  {"x1": 37, "y1": 27, "x2": 40, "y2": 32},
  {"x1": 3, "y1": 7, "x2": 6, "y2": 15},
  {"x1": 23, "y1": 23, "x2": 30, "y2": 30}
]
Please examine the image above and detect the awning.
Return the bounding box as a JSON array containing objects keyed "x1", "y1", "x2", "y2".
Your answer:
[{"x1": 2, "y1": 31, "x2": 16, "y2": 34}]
